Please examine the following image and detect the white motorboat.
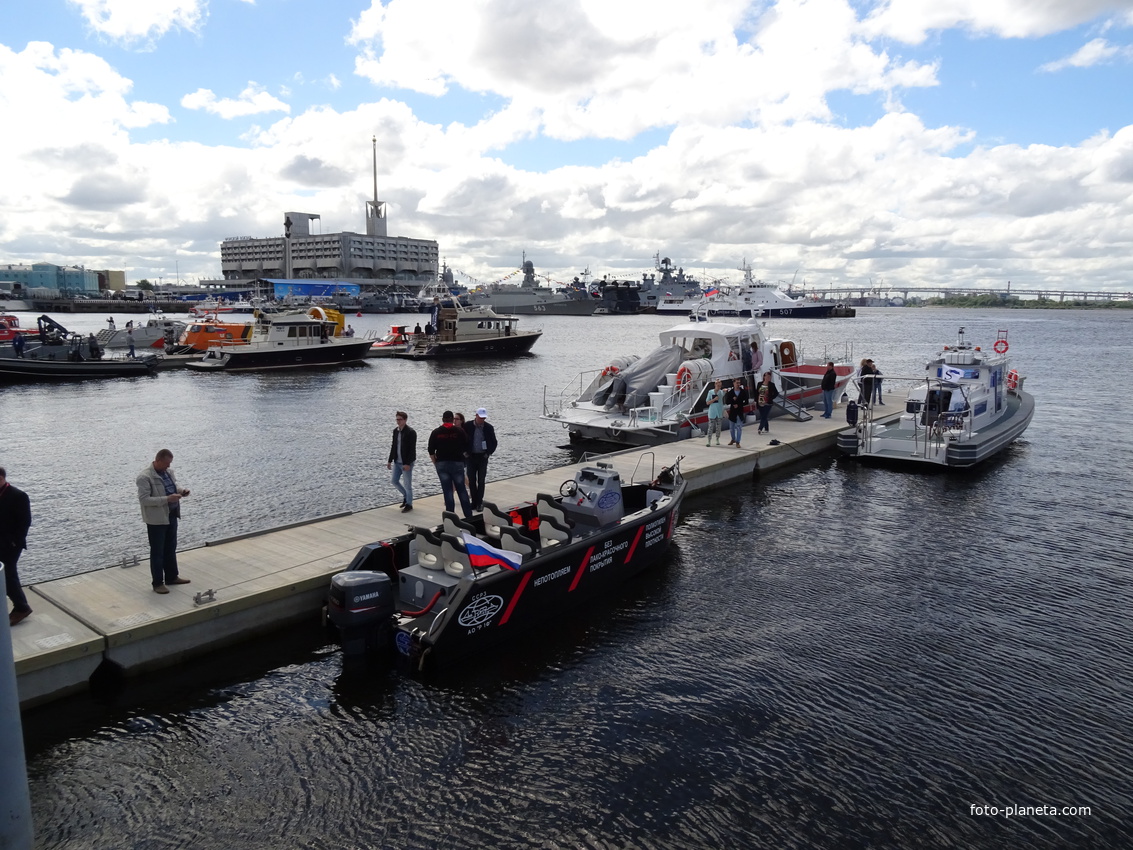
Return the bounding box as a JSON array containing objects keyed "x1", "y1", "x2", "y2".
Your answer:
[
  {"x1": 186, "y1": 307, "x2": 371, "y2": 371},
  {"x1": 657, "y1": 262, "x2": 855, "y2": 318},
  {"x1": 837, "y1": 328, "x2": 1034, "y2": 467},
  {"x1": 95, "y1": 315, "x2": 185, "y2": 351},
  {"x1": 543, "y1": 317, "x2": 854, "y2": 446}
]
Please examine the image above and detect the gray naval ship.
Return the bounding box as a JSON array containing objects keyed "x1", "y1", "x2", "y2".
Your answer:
[{"x1": 467, "y1": 256, "x2": 597, "y2": 315}]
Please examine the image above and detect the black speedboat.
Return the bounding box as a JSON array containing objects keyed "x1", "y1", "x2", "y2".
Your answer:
[{"x1": 327, "y1": 457, "x2": 685, "y2": 671}]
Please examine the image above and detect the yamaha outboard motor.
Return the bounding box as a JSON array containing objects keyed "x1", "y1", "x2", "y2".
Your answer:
[
  {"x1": 846, "y1": 400, "x2": 859, "y2": 426},
  {"x1": 327, "y1": 571, "x2": 395, "y2": 656}
]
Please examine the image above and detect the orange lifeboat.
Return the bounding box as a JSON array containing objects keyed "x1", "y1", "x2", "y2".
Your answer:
[{"x1": 177, "y1": 318, "x2": 255, "y2": 352}]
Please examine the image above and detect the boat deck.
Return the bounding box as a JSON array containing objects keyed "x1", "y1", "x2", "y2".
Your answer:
[{"x1": 9, "y1": 407, "x2": 899, "y2": 708}]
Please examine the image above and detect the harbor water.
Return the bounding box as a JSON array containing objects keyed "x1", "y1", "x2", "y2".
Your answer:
[{"x1": 4, "y1": 308, "x2": 1132, "y2": 848}]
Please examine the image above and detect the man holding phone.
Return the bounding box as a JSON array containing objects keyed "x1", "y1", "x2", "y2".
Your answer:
[{"x1": 137, "y1": 449, "x2": 191, "y2": 594}]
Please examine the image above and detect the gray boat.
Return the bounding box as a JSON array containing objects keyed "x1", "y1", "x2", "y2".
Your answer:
[
  {"x1": 467, "y1": 256, "x2": 596, "y2": 315},
  {"x1": 837, "y1": 327, "x2": 1034, "y2": 468}
]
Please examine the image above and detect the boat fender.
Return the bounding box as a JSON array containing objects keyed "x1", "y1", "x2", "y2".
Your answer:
[
  {"x1": 846, "y1": 400, "x2": 859, "y2": 426},
  {"x1": 994, "y1": 339, "x2": 1009, "y2": 354}
]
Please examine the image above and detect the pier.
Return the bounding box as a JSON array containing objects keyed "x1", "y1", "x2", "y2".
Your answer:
[{"x1": 9, "y1": 410, "x2": 896, "y2": 710}]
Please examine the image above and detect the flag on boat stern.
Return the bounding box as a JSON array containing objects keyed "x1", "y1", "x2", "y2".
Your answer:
[
  {"x1": 461, "y1": 532, "x2": 523, "y2": 571},
  {"x1": 705, "y1": 288, "x2": 720, "y2": 297}
]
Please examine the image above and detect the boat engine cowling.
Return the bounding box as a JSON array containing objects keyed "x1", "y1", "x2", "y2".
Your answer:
[
  {"x1": 564, "y1": 464, "x2": 624, "y2": 527},
  {"x1": 327, "y1": 571, "x2": 395, "y2": 656}
]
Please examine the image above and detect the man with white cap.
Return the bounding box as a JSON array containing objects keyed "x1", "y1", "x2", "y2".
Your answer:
[{"x1": 463, "y1": 407, "x2": 497, "y2": 512}]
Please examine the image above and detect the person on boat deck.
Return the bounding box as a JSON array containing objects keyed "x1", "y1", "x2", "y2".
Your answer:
[
  {"x1": 464, "y1": 408, "x2": 498, "y2": 512},
  {"x1": 724, "y1": 377, "x2": 749, "y2": 448},
  {"x1": 126, "y1": 327, "x2": 136, "y2": 359},
  {"x1": 87, "y1": 333, "x2": 102, "y2": 360},
  {"x1": 705, "y1": 379, "x2": 725, "y2": 446},
  {"x1": 107, "y1": 316, "x2": 116, "y2": 330},
  {"x1": 756, "y1": 371, "x2": 779, "y2": 434},
  {"x1": 428, "y1": 411, "x2": 473, "y2": 519},
  {"x1": 871, "y1": 360, "x2": 884, "y2": 404},
  {"x1": 136, "y1": 449, "x2": 191, "y2": 594},
  {"x1": 387, "y1": 411, "x2": 417, "y2": 514},
  {"x1": 344, "y1": 325, "x2": 355, "y2": 337},
  {"x1": 12, "y1": 332, "x2": 26, "y2": 358},
  {"x1": 821, "y1": 362, "x2": 837, "y2": 419},
  {"x1": 414, "y1": 323, "x2": 423, "y2": 336},
  {"x1": 1, "y1": 466, "x2": 33, "y2": 627},
  {"x1": 857, "y1": 358, "x2": 876, "y2": 406}
]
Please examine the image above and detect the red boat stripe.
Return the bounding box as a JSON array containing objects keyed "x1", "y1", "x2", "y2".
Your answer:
[
  {"x1": 568, "y1": 546, "x2": 595, "y2": 592},
  {"x1": 500, "y1": 571, "x2": 533, "y2": 625},
  {"x1": 624, "y1": 525, "x2": 644, "y2": 563}
]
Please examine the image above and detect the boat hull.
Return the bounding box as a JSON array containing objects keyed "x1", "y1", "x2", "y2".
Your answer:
[
  {"x1": 404, "y1": 481, "x2": 684, "y2": 669},
  {"x1": 186, "y1": 338, "x2": 373, "y2": 371},
  {"x1": 837, "y1": 390, "x2": 1034, "y2": 468},
  {"x1": 397, "y1": 330, "x2": 542, "y2": 360},
  {"x1": 0, "y1": 355, "x2": 156, "y2": 380}
]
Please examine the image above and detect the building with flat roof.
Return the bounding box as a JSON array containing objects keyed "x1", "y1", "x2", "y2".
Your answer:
[
  {"x1": 0, "y1": 263, "x2": 100, "y2": 295},
  {"x1": 214, "y1": 138, "x2": 439, "y2": 288}
]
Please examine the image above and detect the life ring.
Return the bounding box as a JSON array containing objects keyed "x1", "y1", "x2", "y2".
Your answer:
[
  {"x1": 1006, "y1": 369, "x2": 1019, "y2": 391},
  {"x1": 728, "y1": 351, "x2": 739, "y2": 361},
  {"x1": 675, "y1": 365, "x2": 693, "y2": 394},
  {"x1": 601, "y1": 365, "x2": 620, "y2": 378},
  {"x1": 994, "y1": 339, "x2": 1009, "y2": 354}
]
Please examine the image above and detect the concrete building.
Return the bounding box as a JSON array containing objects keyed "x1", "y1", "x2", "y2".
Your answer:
[
  {"x1": 214, "y1": 138, "x2": 439, "y2": 289},
  {"x1": 0, "y1": 263, "x2": 99, "y2": 296}
]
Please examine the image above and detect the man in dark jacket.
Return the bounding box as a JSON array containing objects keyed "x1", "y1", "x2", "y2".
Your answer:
[
  {"x1": 463, "y1": 407, "x2": 498, "y2": 512},
  {"x1": 428, "y1": 410, "x2": 473, "y2": 518},
  {"x1": 821, "y1": 362, "x2": 837, "y2": 419},
  {"x1": 387, "y1": 411, "x2": 417, "y2": 513},
  {"x1": 0, "y1": 467, "x2": 33, "y2": 626}
]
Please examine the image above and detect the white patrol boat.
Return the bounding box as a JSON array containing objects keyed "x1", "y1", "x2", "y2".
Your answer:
[{"x1": 837, "y1": 327, "x2": 1035, "y2": 468}]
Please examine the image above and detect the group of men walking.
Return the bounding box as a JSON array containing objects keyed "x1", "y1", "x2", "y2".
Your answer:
[{"x1": 387, "y1": 408, "x2": 497, "y2": 519}]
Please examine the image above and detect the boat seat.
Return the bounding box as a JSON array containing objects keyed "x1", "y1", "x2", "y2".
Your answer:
[
  {"x1": 535, "y1": 493, "x2": 571, "y2": 528},
  {"x1": 537, "y1": 513, "x2": 572, "y2": 550},
  {"x1": 496, "y1": 524, "x2": 536, "y2": 562},
  {"x1": 442, "y1": 511, "x2": 478, "y2": 538},
  {"x1": 439, "y1": 534, "x2": 472, "y2": 578},
  {"x1": 481, "y1": 501, "x2": 513, "y2": 541},
  {"x1": 411, "y1": 527, "x2": 444, "y2": 570}
]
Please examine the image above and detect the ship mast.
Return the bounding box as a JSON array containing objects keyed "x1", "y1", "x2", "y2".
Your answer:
[{"x1": 366, "y1": 135, "x2": 387, "y2": 237}]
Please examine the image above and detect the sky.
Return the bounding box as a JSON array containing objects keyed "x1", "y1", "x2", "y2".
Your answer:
[{"x1": 1, "y1": 0, "x2": 1133, "y2": 293}]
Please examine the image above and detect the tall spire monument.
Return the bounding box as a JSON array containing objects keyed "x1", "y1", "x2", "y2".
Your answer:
[{"x1": 366, "y1": 135, "x2": 387, "y2": 237}]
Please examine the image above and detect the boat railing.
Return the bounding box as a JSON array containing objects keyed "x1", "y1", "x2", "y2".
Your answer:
[{"x1": 850, "y1": 375, "x2": 977, "y2": 459}]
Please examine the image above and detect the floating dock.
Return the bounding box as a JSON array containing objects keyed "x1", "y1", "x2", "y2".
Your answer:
[{"x1": 10, "y1": 410, "x2": 895, "y2": 709}]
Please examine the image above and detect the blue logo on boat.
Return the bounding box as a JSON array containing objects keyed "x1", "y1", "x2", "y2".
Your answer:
[
  {"x1": 395, "y1": 630, "x2": 412, "y2": 656},
  {"x1": 597, "y1": 492, "x2": 621, "y2": 510}
]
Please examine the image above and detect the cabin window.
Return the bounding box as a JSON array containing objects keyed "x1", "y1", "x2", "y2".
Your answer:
[{"x1": 288, "y1": 327, "x2": 298, "y2": 338}]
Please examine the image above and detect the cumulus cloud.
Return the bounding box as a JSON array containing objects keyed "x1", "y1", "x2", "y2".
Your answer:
[
  {"x1": 68, "y1": 0, "x2": 205, "y2": 43},
  {"x1": 1039, "y1": 37, "x2": 1131, "y2": 71},
  {"x1": 349, "y1": 0, "x2": 939, "y2": 139},
  {"x1": 181, "y1": 84, "x2": 291, "y2": 118},
  {"x1": 862, "y1": 0, "x2": 1133, "y2": 43}
]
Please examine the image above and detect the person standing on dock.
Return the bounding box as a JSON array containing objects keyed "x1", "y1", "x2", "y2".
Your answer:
[
  {"x1": 388, "y1": 411, "x2": 417, "y2": 513},
  {"x1": 428, "y1": 411, "x2": 473, "y2": 519},
  {"x1": 705, "y1": 379, "x2": 725, "y2": 446},
  {"x1": 464, "y1": 408, "x2": 497, "y2": 512},
  {"x1": 821, "y1": 362, "x2": 837, "y2": 419},
  {"x1": 724, "y1": 377, "x2": 749, "y2": 448},
  {"x1": 755, "y1": 371, "x2": 779, "y2": 434},
  {"x1": 0, "y1": 467, "x2": 33, "y2": 627},
  {"x1": 136, "y1": 449, "x2": 191, "y2": 594},
  {"x1": 871, "y1": 361, "x2": 884, "y2": 404}
]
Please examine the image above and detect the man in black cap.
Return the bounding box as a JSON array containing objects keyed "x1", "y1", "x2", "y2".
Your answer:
[{"x1": 428, "y1": 410, "x2": 473, "y2": 518}]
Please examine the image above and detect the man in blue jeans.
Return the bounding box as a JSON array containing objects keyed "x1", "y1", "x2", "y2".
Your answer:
[
  {"x1": 821, "y1": 362, "x2": 837, "y2": 418},
  {"x1": 136, "y1": 449, "x2": 191, "y2": 594},
  {"x1": 427, "y1": 410, "x2": 473, "y2": 518},
  {"x1": 387, "y1": 411, "x2": 417, "y2": 513},
  {"x1": 463, "y1": 407, "x2": 497, "y2": 512}
]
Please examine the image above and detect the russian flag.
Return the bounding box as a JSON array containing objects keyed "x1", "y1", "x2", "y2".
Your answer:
[
  {"x1": 705, "y1": 288, "x2": 720, "y2": 298},
  {"x1": 461, "y1": 531, "x2": 523, "y2": 571}
]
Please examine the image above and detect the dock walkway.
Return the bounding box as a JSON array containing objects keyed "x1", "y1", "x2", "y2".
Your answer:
[{"x1": 10, "y1": 409, "x2": 895, "y2": 708}]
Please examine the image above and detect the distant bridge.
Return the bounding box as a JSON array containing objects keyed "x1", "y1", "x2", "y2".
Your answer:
[{"x1": 783, "y1": 285, "x2": 1133, "y2": 303}]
